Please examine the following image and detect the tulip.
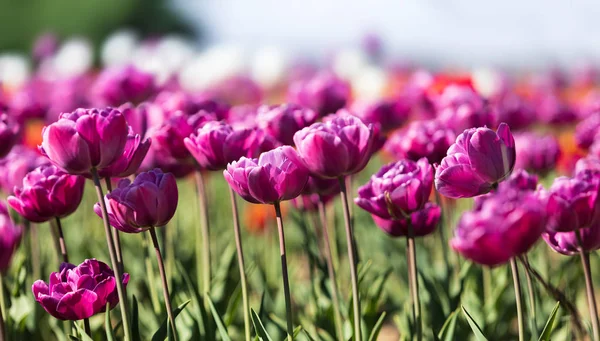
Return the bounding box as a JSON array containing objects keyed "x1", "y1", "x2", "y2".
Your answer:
[
  {"x1": 154, "y1": 91, "x2": 229, "y2": 120},
  {"x1": 575, "y1": 112, "x2": 600, "y2": 149},
  {"x1": 494, "y1": 93, "x2": 536, "y2": 131},
  {"x1": 351, "y1": 98, "x2": 409, "y2": 133},
  {"x1": 255, "y1": 104, "x2": 318, "y2": 145},
  {"x1": 287, "y1": 72, "x2": 351, "y2": 117},
  {"x1": 436, "y1": 85, "x2": 497, "y2": 133},
  {"x1": 97, "y1": 127, "x2": 151, "y2": 178},
  {"x1": 534, "y1": 93, "x2": 578, "y2": 125},
  {"x1": 514, "y1": 132, "x2": 561, "y2": 175},
  {"x1": 575, "y1": 157, "x2": 600, "y2": 176},
  {"x1": 32, "y1": 33, "x2": 58, "y2": 62},
  {"x1": 91, "y1": 65, "x2": 155, "y2": 106},
  {"x1": 384, "y1": 119, "x2": 455, "y2": 165},
  {"x1": 501, "y1": 169, "x2": 539, "y2": 192},
  {"x1": 0, "y1": 145, "x2": 49, "y2": 195},
  {"x1": 370, "y1": 202, "x2": 440, "y2": 237},
  {"x1": 32, "y1": 259, "x2": 129, "y2": 320},
  {"x1": 151, "y1": 111, "x2": 216, "y2": 162},
  {"x1": 546, "y1": 173, "x2": 600, "y2": 232},
  {"x1": 0, "y1": 202, "x2": 21, "y2": 272},
  {"x1": 543, "y1": 226, "x2": 600, "y2": 256},
  {"x1": 0, "y1": 113, "x2": 19, "y2": 158},
  {"x1": 435, "y1": 123, "x2": 516, "y2": 198}
]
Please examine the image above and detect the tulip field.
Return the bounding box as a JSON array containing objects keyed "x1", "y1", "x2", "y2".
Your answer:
[{"x1": 2, "y1": 34, "x2": 600, "y2": 341}]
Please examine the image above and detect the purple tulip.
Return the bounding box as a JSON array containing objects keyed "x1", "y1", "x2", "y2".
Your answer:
[
  {"x1": 303, "y1": 176, "x2": 341, "y2": 196},
  {"x1": 514, "y1": 132, "x2": 561, "y2": 175},
  {"x1": 8, "y1": 165, "x2": 85, "y2": 223},
  {"x1": 91, "y1": 65, "x2": 155, "y2": 106},
  {"x1": 384, "y1": 119, "x2": 455, "y2": 165},
  {"x1": 501, "y1": 169, "x2": 539, "y2": 191},
  {"x1": 543, "y1": 226, "x2": 600, "y2": 256},
  {"x1": 436, "y1": 85, "x2": 497, "y2": 133},
  {"x1": 351, "y1": 99, "x2": 409, "y2": 133},
  {"x1": 8, "y1": 82, "x2": 48, "y2": 123},
  {"x1": 451, "y1": 189, "x2": 547, "y2": 266},
  {"x1": 151, "y1": 111, "x2": 216, "y2": 162},
  {"x1": 575, "y1": 112, "x2": 600, "y2": 149},
  {"x1": 0, "y1": 202, "x2": 21, "y2": 272},
  {"x1": 32, "y1": 259, "x2": 129, "y2": 320},
  {"x1": 154, "y1": 91, "x2": 229, "y2": 120},
  {"x1": 119, "y1": 103, "x2": 150, "y2": 139},
  {"x1": 0, "y1": 146, "x2": 50, "y2": 195},
  {"x1": 371, "y1": 203, "x2": 440, "y2": 237},
  {"x1": 546, "y1": 172, "x2": 600, "y2": 232},
  {"x1": 40, "y1": 108, "x2": 129, "y2": 175},
  {"x1": 32, "y1": 33, "x2": 58, "y2": 61},
  {"x1": 355, "y1": 158, "x2": 433, "y2": 220},
  {"x1": 94, "y1": 169, "x2": 178, "y2": 233},
  {"x1": 534, "y1": 94, "x2": 578, "y2": 125},
  {"x1": 0, "y1": 113, "x2": 20, "y2": 158},
  {"x1": 96, "y1": 127, "x2": 151, "y2": 178},
  {"x1": 255, "y1": 104, "x2": 318, "y2": 145},
  {"x1": 575, "y1": 157, "x2": 600, "y2": 176},
  {"x1": 294, "y1": 114, "x2": 375, "y2": 179},
  {"x1": 494, "y1": 93, "x2": 536, "y2": 131},
  {"x1": 287, "y1": 72, "x2": 351, "y2": 117},
  {"x1": 435, "y1": 123, "x2": 516, "y2": 198},
  {"x1": 223, "y1": 146, "x2": 309, "y2": 204}
]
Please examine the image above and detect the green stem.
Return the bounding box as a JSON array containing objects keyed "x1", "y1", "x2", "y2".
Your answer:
[
  {"x1": 83, "y1": 318, "x2": 91, "y2": 338},
  {"x1": 91, "y1": 169, "x2": 132, "y2": 341},
  {"x1": 229, "y1": 188, "x2": 251, "y2": 341},
  {"x1": 143, "y1": 233, "x2": 161, "y2": 314},
  {"x1": 274, "y1": 202, "x2": 294, "y2": 341},
  {"x1": 29, "y1": 222, "x2": 41, "y2": 281},
  {"x1": 576, "y1": 230, "x2": 600, "y2": 341},
  {"x1": 0, "y1": 273, "x2": 6, "y2": 341},
  {"x1": 407, "y1": 225, "x2": 422, "y2": 341},
  {"x1": 338, "y1": 177, "x2": 362, "y2": 341},
  {"x1": 105, "y1": 178, "x2": 125, "y2": 275},
  {"x1": 522, "y1": 256, "x2": 537, "y2": 335},
  {"x1": 194, "y1": 171, "x2": 211, "y2": 298},
  {"x1": 54, "y1": 217, "x2": 69, "y2": 263},
  {"x1": 149, "y1": 227, "x2": 178, "y2": 341},
  {"x1": 510, "y1": 258, "x2": 525, "y2": 341}
]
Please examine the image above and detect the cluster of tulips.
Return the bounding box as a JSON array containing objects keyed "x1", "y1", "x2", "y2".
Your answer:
[{"x1": 1, "y1": 34, "x2": 600, "y2": 341}]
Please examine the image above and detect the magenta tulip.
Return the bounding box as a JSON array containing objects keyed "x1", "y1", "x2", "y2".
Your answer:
[
  {"x1": 0, "y1": 202, "x2": 21, "y2": 272},
  {"x1": 0, "y1": 146, "x2": 50, "y2": 195},
  {"x1": 154, "y1": 91, "x2": 229, "y2": 120},
  {"x1": 94, "y1": 169, "x2": 178, "y2": 233},
  {"x1": 0, "y1": 113, "x2": 20, "y2": 158},
  {"x1": 8, "y1": 165, "x2": 85, "y2": 223},
  {"x1": 97, "y1": 127, "x2": 151, "y2": 178},
  {"x1": 494, "y1": 93, "x2": 536, "y2": 131},
  {"x1": 435, "y1": 123, "x2": 516, "y2": 198},
  {"x1": 575, "y1": 112, "x2": 600, "y2": 149},
  {"x1": 40, "y1": 108, "x2": 129, "y2": 175},
  {"x1": 32, "y1": 259, "x2": 129, "y2": 320},
  {"x1": 151, "y1": 111, "x2": 216, "y2": 162},
  {"x1": 546, "y1": 172, "x2": 600, "y2": 232},
  {"x1": 287, "y1": 72, "x2": 351, "y2": 117},
  {"x1": 351, "y1": 99, "x2": 409, "y2": 133},
  {"x1": 293, "y1": 114, "x2": 375, "y2": 179},
  {"x1": 436, "y1": 85, "x2": 497, "y2": 133},
  {"x1": 255, "y1": 104, "x2": 318, "y2": 145},
  {"x1": 514, "y1": 132, "x2": 561, "y2": 175},
  {"x1": 575, "y1": 157, "x2": 600, "y2": 176},
  {"x1": 91, "y1": 65, "x2": 155, "y2": 106},
  {"x1": 223, "y1": 146, "x2": 309, "y2": 204},
  {"x1": 543, "y1": 226, "x2": 600, "y2": 256},
  {"x1": 384, "y1": 119, "x2": 455, "y2": 164},
  {"x1": 371, "y1": 202, "x2": 440, "y2": 237}
]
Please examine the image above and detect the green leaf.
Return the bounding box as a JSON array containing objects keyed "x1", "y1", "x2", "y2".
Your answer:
[
  {"x1": 538, "y1": 302, "x2": 560, "y2": 341},
  {"x1": 177, "y1": 261, "x2": 210, "y2": 338},
  {"x1": 105, "y1": 303, "x2": 115, "y2": 341},
  {"x1": 73, "y1": 321, "x2": 94, "y2": 341},
  {"x1": 131, "y1": 296, "x2": 142, "y2": 341},
  {"x1": 151, "y1": 300, "x2": 190, "y2": 341},
  {"x1": 293, "y1": 325, "x2": 303, "y2": 337},
  {"x1": 437, "y1": 309, "x2": 459, "y2": 341},
  {"x1": 303, "y1": 329, "x2": 317, "y2": 341},
  {"x1": 207, "y1": 296, "x2": 232, "y2": 341},
  {"x1": 368, "y1": 311, "x2": 387, "y2": 341},
  {"x1": 251, "y1": 308, "x2": 273, "y2": 341},
  {"x1": 461, "y1": 305, "x2": 488, "y2": 341}
]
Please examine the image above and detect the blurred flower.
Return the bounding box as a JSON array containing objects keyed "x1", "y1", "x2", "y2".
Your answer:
[
  {"x1": 8, "y1": 165, "x2": 85, "y2": 223},
  {"x1": 351, "y1": 99, "x2": 409, "y2": 133},
  {"x1": 91, "y1": 65, "x2": 155, "y2": 107},
  {"x1": 575, "y1": 156, "x2": 600, "y2": 176},
  {"x1": 384, "y1": 119, "x2": 455, "y2": 164},
  {"x1": 371, "y1": 203, "x2": 440, "y2": 237},
  {"x1": 501, "y1": 169, "x2": 539, "y2": 191},
  {"x1": 436, "y1": 85, "x2": 496, "y2": 133},
  {"x1": 207, "y1": 75, "x2": 263, "y2": 106},
  {"x1": 546, "y1": 172, "x2": 600, "y2": 232},
  {"x1": 291, "y1": 193, "x2": 335, "y2": 212},
  {"x1": 514, "y1": 132, "x2": 561, "y2": 175},
  {"x1": 32, "y1": 259, "x2": 129, "y2": 320},
  {"x1": 575, "y1": 112, "x2": 600, "y2": 149},
  {"x1": 0, "y1": 202, "x2": 21, "y2": 272},
  {"x1": 543, "y1": 225, "x2": 600, "y2": 256},
  {"x1": 151, "y1": 111, "x2": 216, "y2": 162},
  {"x1": 0, "y1": 145, "x2": 50, "y2": 195},
  {"x1": 355, "y1": 158, "x2": 433, "y2": 220},
  {"x1": 97, "y1": 127, "x2": 151, "y2": 178},
  {"x1": 494, "y1": 93, "x2": 536, "y2": 131},
  {"x1": 227, "y1": 105, "x2": 259, "y2": 129},
  {"x1": 256, "y1": 104, "x2": 318, "y2": 146},
  {"x1": 32, "y1": 33, "x2": 59, "y2": 62},
  {"x1": 40, "y1": 108, "x2": 129, "y2": 175},
  {"x1": 302, "y1": 176, "x2": 340, "y2": 196},
  {"x1": 287, "y1": 72, "x2": 351, "y2": 117},
  {"x1": 224, "y1": 146, "x2": 309, "y2": 204},
  {"x1": 451, "y1": 188, "x2": 547, "y2": 266},
  {"x1": 95, "y1": 169, "x2": 178, "y2": 233},
  {"x1": 153, "y1": 91, "x2": 229, "y2": 120},
  {"x1": 534, "y1": 94, "x2": 578, "y2": 125},
  {"x1": 294, "y1": 114, "x2": 374, "y2": 179},
  {"x1": 0, "y1": 113, "x2": 20, "y2": 158},
  {"x1": 435, "y1": 123, "x2": 516, "y2": 198}
]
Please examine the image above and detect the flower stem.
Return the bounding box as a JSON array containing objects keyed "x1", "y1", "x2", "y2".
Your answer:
[
  {"x1": 317, "y1": 199, "x2": 344, "y2": 341},
  {"x1": 194, "y1": 171, "x2": 211, "y2": 298},
  {"x1": 53, "y1": 217, "x2": 69, "y2": 263},
  {"x1": 338, "y1": 177, "x2": 362, "y2": 341},
  {"x1": 142, "y1": 233, "x2": 161, "y2": 314},
  {"x1": 0, "y1": 273, "x2": 6, "y2": 341},
  {"x1": 274, "y1": 201, "x2": 294, "y2": 341},
  {"x1": 522, "y1": 256, "x2": 537, "y2": 335},
  {"x1": 29, "y1": 222, "x2": 41, "y2": 281},
  {"x1": 406, "y1": 225, "x2": 422, "y2": 341},
  {"x1": 229, "y1": 188, "x2": 251, "y2": 341},
  {"x1": 510, "y1": 258, "x2": 525, "y2": 341},
  {"x1": 105, "y1": 178, "x2": 125, "y2": 275},
  {"x1": 149, "y1": 227, "x2": 178, "y2": 341},
  {"x1": 91, "y1": 169, "x2": 132, "y2": 341},
  {"x1": 576, "y1": 230, "x2": 600, "y2": 341},
  {"x1": 83, "y1": 318, "x2": 91, "y2": 338}
]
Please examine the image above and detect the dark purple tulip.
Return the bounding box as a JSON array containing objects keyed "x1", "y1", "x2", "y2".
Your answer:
[
  {"x1": 546, "y1": 172, "x2": 600, "y2": 232},
  {"x1": 294, "y1": 114, "x2": 375, "y2": 179},
  {"x1": 97, "y1": 127, "x2": 151, "y2": 178},
  {"x1": 514, "y1": 132, "x2": 561, "y2": 175},
  {"x1": 436, "y1": 85, "x2": 497, "y2": 133},
  {"x1": 94, "y1": 169, "x2": 178, "y2": 233},
  {"x1": 451, "y1": 189, "x2": 547, "y2": 266},
  {"x1": 8, "y1": 165, "x2": 85, "y2": 223},
  {"x1": 40, "y1": 108, "x2": 129, "y2": 175},
  {"x1": 151, "y1": 111, "x2": 216, "y2": 162},
  {"x1": 384, "y1": 119, "x2": 455, "y2": 165},
  {"x1": 351, "y1": 99, "x2": 409, "y2": 133},
  {"x1": 494, "y1": 93, "x2": 536, "y2": 131},
  {"x1": 223, "y1": 146, "x2": 309, "y2": 204},
  {"x1": 435, "y1": 123, "x2": 516, "y2": 198},
  {"x1": 543, "y1": 226, "x2": 600, "y2": 256},
  {"x1": 0, "y1": 202, "x2": 21, "y2": 272},
  {"x1": 371, "y1": 203, "x2": 440, "y2": 237},
  {"x1": 0, "y1": 146, "x2": 50, "y2": 195},
  {"x1": 0, "y1": 113, "x2": 20, "y2": 158},
  {"x1": 91, "y1": 65, "x2": 155, "y2": 106},
  {"x1": 255, "y1": 104, "x2": 318, "y2": 145},
  {"x1": 32, "y1": 259, "x2": 129, "y2": 320},
  {"x1": 287, "y1": 72, "x2": 351, "y2": 117},
  {"x1": 575, "y1": 112, "x2": 600, "y2": 149},
  {"x1": 355, "y1": 158, "x2": 433, "y2": 220}
]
